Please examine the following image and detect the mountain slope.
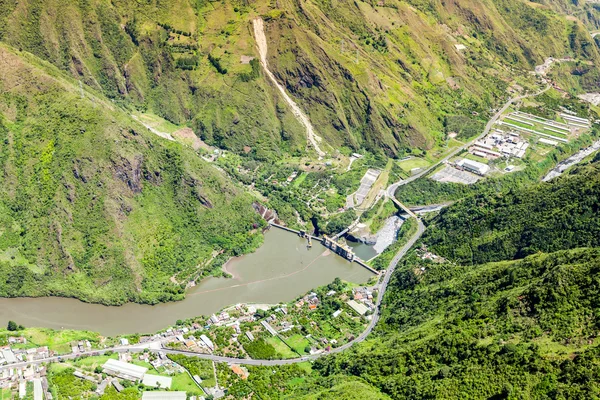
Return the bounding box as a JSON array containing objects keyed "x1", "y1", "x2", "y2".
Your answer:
[
  {"x1": 314, "y1": 247, "x2": 600, "y2": 398},
  {"x1": 0, "y1": 0, "x2": 597, "y2": 158},
  {"x1": 299, "y1": 160, "x2": 600, "y2": 399},
  {"x1": 0, "y1": 43, "x2": 263, "y2": 305},
  {"x1": 423, "y1": 160, "x2": 600, "y2": 264}
]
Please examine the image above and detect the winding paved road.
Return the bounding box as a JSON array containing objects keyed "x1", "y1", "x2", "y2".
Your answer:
[
  {"x1": 0, "y1": 86, "x2": 548, "y2": 371},
  {"x1": 386, "y1": 85, "x2": 550, "y2": 200}
]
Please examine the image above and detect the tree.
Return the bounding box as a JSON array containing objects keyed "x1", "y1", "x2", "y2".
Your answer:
[{"x1": 7, "y1": 321, "x2": 17, "y2": 331}]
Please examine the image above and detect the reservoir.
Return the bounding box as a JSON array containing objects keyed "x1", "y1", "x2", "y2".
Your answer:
[{"x1": 0, "y1": 230, "x2": 374, "y2": 336}]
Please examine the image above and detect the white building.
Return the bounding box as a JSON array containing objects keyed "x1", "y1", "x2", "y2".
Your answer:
[
  {"x1": 102, "y1": 359, "x2": 147, "y2": 382},
  {"x1": 346, "y1": 300, "x2": 368, "y2": 316},
  {"x1": 456, "y1": 158, "x2": 490, "y2": 176},
  {"x1": 2, "y1": 350, "x2": 16, "y2": 364},
  {"x1": 33, "y1": 378, "x2": 43, "y2": 400},
  {"x1": 199, "y1": 334, "x2": 215, "y2": 351}
]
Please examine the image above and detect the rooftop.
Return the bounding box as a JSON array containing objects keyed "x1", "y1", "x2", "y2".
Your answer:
[{"x1": 102, "y1": 359, "x2": 147, "y2": 381}]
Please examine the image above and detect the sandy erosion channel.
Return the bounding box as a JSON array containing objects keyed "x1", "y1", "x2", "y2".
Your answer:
[{"x1": 252, "y1": 18, "x2": 326, "y2": 157}]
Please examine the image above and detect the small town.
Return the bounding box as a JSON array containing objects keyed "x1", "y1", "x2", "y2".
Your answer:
[{"x1": 0, "y1": 277, "x2": 381, "y2": 399}]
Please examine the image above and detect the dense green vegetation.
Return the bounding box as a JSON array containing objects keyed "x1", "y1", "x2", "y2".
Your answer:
[
  {"x1": 423, "y1": 161, "x2": 600, "y2": 265},
  {"x1": 0, "y1": 45, "x2": 263, "y2": 305},
  {"x1": 302, "y1": 160, "x2": 600, "y2": 399},
  {"x1": 214, "y1": 362, "x2": 389, "y2": 399},
  {"x1": 314, "y1": 247, "x2": 600, "y2": 398},
  {"x1": 166, "y1": 355, "x2": 216, "y2": 386},
  {"x1": 1, "y1": 0, "x2": 597, "y2": 159}
]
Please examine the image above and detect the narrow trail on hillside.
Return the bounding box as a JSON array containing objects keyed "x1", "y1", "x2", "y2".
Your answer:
[{"x1": 252, "y1": 18, "x2": 326, "y2": 158}]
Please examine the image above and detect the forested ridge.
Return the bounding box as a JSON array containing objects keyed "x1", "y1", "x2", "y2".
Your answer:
[
  {"x1": 423, "y1": 161, "x2": 600, "y2": 265},
  {"x1": 304, "y1": 161, "x2": 600, "y2": 399},
  {"x1": 0, "y1": 45, "x2": 264, "y2": 305}
]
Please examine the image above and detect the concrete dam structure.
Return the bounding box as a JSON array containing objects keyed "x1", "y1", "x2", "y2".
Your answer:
[{"x1": 269, "y1": 223, "x2": 379, "y2": 275}]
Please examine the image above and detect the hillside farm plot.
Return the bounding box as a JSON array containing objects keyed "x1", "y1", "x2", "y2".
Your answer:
[{"x1": 497, "y1": 110, "x2": 590, "y2": 145}]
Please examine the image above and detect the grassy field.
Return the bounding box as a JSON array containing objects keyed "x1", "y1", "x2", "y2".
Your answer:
[
  {"x1": 1, "y1": 328, "x2": 101, "y2": 354},
  {"x1": 133, "y1": 112, "x2": 183, "y2": 134},
  {"x1": 292, "y1": 172, "x2": 308, "y2": 187},
  {"x1": 463, "y1": 153, "x2": 490, "y2": 164},
  {"x1": 397, "y1": 157, "x2": 430, "y2": 173},
  {"x1": 284, "y1": 334, "x2": 311, "y2": 355},
  {"x1": 267, "y1": 336, "x2": 297, "y2": 358},
  {"x1": 72, "y1": 354, "x2": 115, "y2": 371},
  {"x1": 171, "y1": 372, "x2": 204, "y2": 395}
]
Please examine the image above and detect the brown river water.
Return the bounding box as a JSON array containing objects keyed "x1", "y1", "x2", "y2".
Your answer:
[{"x1": 0, "y1": 230, "x2": 374, "y2": 336}]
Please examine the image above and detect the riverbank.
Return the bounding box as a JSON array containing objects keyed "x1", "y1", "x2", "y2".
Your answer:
[
  {"x1": 0, "y1": 230, "x2": 373, "y2": 336},
  {"x1": 542, "y1": 139, "x2": 600, "y2": 181}
]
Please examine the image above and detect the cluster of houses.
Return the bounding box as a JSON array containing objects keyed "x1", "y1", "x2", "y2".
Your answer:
[
  {"x1": 0, "y1": 364, "x2": 50, "y2": 400},
  {"x1": 1, "y1": 338, "x2": 51, "y2": 366},
  {"x1": 170, "y1": 332, "x2": 215, "y2": 354},
  {"x1": 258, "y1": 311, "x2": 294, "y2": 337},
  {"x1": 345, "y1": 287, "x2": 377, "y2": 317},
  {"x1": 296, "y1": 292, "x2": 320, "y2": 311}
]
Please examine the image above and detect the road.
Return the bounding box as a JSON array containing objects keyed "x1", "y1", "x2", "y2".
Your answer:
[
  {"x1": 0, "y1": 212, "x2": 425, "y2": 370},
  {"x1": 386, "y1": 85, "x2": 550, "y2": 200},
  {"x1": 0, "y1": 87, "x2": 545, "y2": 371}
]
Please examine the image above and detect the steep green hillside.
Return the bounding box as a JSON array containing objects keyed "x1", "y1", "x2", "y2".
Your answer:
[
  {"x1": 291, "y1": 160, "x2": 600, "y2": 399},
  {"x1": 0, "y1": 0, "x2": 597, "y2": 158},
  {"x1": 314, "y1": 247, "x2": 600, "y2": 398},
  {"x1": 422, "y1": 160, "x2": 600, "y2": 264},
  {"x1": 0, "y1": 44, "x2": 263, "y2": 305},
  {"x1": 541, "y1": 0, "x2": 600, "y2": 29}
]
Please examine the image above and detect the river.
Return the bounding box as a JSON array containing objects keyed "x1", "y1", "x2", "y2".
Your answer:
[
  {"x1": 542, "y1": 139, "x2": 600, "y2": 182},
  {"x1": 0, "y1": 230, "x2": 374, "y2": 336}
]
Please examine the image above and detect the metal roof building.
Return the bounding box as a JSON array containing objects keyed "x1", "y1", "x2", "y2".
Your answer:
[
  {"x1": 102, "y1": 359, "x2": 147, "y2": 381},
  {"x1": 33, "y1": 378, "x2": 43, "y2": 400},
  {"x1": 346, "y1": 300, "x2": 368, "y2": 316},
  {"x1": 142, "y1": 391, "x2": 187, "y2": 400},
  {"x1": 2, "y1": 349, "x2": 16, "y2": 364},
  {"x1": 200, "y1": 334, "x2": 215, "y2": 350},
  {"x1": 456, "y1": 158, "x2": 490, "y2": 176}
]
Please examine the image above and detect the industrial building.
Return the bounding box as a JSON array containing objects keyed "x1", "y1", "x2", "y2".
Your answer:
[
  {"x1": 33, "y1": 378, "x2": 43, "y2": 400},
  {"x1": 142, "y1": 392, "x2": 187, "y2": 400},
  {"x1": 261, "y1": 320, "x2": 278, "y2": 336},
  {"x1": 102, "y1": 359, "x2": 147, "y2": 382},
  {"x1": 456, "y1": 158, "x2": 490, "y2": 176}
]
